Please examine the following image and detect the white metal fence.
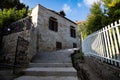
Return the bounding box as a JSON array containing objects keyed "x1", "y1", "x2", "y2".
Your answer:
[{"x1": 82, "y1": 20, "x2": 120, "y2": 67}]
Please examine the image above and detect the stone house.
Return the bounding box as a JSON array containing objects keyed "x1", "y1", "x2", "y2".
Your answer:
[
  {"x1": 31, "y1": 4, "x2": 80, "y2": 52},
  {"x1": 2, "y1": 4, "x2": 80, "y2": 64}
]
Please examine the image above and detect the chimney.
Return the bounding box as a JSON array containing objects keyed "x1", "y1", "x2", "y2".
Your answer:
[{"x1": 59, "y1": 10, "x2": 66, "y2": 17}]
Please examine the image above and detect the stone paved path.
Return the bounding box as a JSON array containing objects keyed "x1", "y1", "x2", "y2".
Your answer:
[{"x1": 14, "y1": 48, "x2": 78, "y2": 80}]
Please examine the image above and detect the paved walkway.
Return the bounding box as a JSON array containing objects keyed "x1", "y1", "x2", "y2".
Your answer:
[{"x1": 14, "y1": 49, "x2": 78, "y2": 80}]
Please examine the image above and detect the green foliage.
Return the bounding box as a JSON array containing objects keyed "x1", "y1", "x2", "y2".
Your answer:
[
  {"x1": 90, "y1": 2, "x2": 102, "y2": 15},
  {"x1": 85, "y1": 2, "x2": 103, "y2": 35},
  {"x1": 77, "y1": 22, "x2": 87, "y2": 39},
  {"x1": 0, "y1": 8, "x2": 27, "y2": 29},
  {"x1": 0, "y1": 0, "x2": 28, "y2": 34},
  {"x1": 83, "y1": 0, "x2": 120, "y2": 38},
  {"x1": 0, "y1": 0, "x2": 27, "y2": 10}
]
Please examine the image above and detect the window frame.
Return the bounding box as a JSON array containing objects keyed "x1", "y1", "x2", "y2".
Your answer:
[
  {"x1": 70, "y1": 26, "x2": 76, "y2": 38},
  {"x1": 49, "y1": 17, "x2": 58, "y2": 32},
  {"x1": 56, "y1": 42, "x2": 62, "y2": 50},
  {"x1": 73, "y1": 43, "x2": 77, "y2": 48}
]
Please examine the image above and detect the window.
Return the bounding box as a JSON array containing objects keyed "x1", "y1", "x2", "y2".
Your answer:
[
  {"x1": 49, "y1": 17, "x2": 58, "y2": 32},
  {"x1": 56, "y1": 42, "x2": 62, "y2": 50},
  {"x1": 70, "y1": 26, "x2": 76, "y2": 38},
  {"x1": 73, "y1": 43, "x2": 77, "y2": 48}
]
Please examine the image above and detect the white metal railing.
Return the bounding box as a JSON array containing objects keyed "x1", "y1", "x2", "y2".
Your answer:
[{"x1": 82, "y1": 20, "x2": 120, "y2": 67}]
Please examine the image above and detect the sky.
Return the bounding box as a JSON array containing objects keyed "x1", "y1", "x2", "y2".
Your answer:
[{"x1": 20, "y1": 0, "x2": 100, "y2": 22}]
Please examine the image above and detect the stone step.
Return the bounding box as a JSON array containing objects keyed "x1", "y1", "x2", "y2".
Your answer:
[
  {"x1": 32, "y1": 60, "x2": 71, "y2": 63},
  {"x1": 0, "y1": 70, "x2": 15, "y2": 80},
  {"x1": 23, "y1": 67, "x2": 77, "y2": 76},
  {"x1": 31, "y1": 49, "x2": 75, "y2": 63},
  {"x1": 14, "y1": 76, "x2": 78, "y2": 80},
  {"x1": 29, "y1": 63, "x2": 73, "y2": 67}
]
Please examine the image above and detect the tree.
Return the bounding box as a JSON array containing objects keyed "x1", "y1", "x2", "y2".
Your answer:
[
  {"x1": 77, "y1": 21, "x2": 87, "y2": 40},
  {"x1": 0, "y1": 0, "x2": 28, "y2": 34},
  {"x1": 85, "y1": 2, "x2": 103, "y2": 35},
  {"x1": 0, "y1": 8, "x2": 27, "y2": 29},
  {"x1": 84, "y1": 0, "x2": 120, "y2": 38},
  {"x1": 102, "y1": 0, "x2": 120, "y2": 23},
  {"x1": 0, "y1": 0, "x2": 27, "y2": 10}
]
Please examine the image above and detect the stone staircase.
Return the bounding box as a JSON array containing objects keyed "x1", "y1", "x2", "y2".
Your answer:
[{"x1": 14, "y1": 49, "x2": 78, "y2": 80}]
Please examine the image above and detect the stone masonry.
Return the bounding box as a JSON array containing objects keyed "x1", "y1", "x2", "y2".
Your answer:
[
  {"x1": 31, "y1": 4, "x2": 80, "y2": 52},
  {"x1": 2, "y1": 17, "x2": 37, "y2": 64}
]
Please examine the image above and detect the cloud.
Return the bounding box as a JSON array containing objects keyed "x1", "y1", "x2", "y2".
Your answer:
[
  {"x1": 77, "y1": 3, "x2": 82, "y2": 7},
  {"x1": 62, "y1": 4, "x2": 72, "y2": 13},
  {"x1": 20, "y1": 0, "x2": 23, "y2": 3},
  {"x1": 83, "y1": 0, "x2": 100, "y2": 6}
]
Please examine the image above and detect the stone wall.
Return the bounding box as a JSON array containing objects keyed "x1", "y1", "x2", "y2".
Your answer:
[
  {"x1": 2, "y1": 17, "x2": 37, "y2": 64},
  {"x1": 31, "y1": 4, "x2": 80, "y2": 52},
  {"x1": 84, "y1": 56, "x2": 120, "y2": 80},
  {"x1": 2, "y1": 30, "x2": 28, "y2": 64}
]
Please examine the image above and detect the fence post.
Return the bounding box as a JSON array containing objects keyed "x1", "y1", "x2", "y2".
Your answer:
[
  {"x1": 111, "y1": 23, "x2": 119, "y2": 61},
  {"x1": 103, "y1": 28, "x2": 109, "y2": 60},
  {"x1": 115, "y1": 21, "x2": 120, "y2": 59}
]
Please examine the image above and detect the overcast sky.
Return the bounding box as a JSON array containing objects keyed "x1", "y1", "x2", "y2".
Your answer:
[{"x1": 20, "y1": 0, "x2": 100, "y2": 21}]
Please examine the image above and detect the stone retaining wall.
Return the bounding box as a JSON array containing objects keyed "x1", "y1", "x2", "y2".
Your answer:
[
  {"x1": 85, "y1": 56, "x2": 120, "y2": 80},
  {"x1": 1, "y1": 16, "x2": 37, "y2": 65}
]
